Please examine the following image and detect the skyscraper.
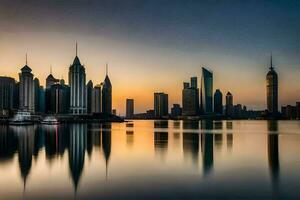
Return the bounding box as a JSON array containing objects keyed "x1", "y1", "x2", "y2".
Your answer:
[
  {"x1": 34, "y1": 78, "x2": 41, "y2": 113},
  {"x1": 45, "y1": 72, "x2": 59, "y2": 113},
  {"x1": 126, "y1": 99, "x2": 134, "y2": 118},
  {"x1": 154, "y1": 92, "x2": 168, "y2": 118},
  {"x1": 102, "y1": 64, "x2": 112, "y2": 115},
  {"x1": 200, "y1": 67, "x2": 213, "y2": 114},
  {"x1": 92, "y1": 84, "x2": 101, "y2": 114},
  {"x1": 214, "y1": 89, "x2": 223, "y2": 114},
  {"x1": 19, "y1": 56, "x2": 35, "y2": 113},
  {"x1": 50, "y1": 81, "x2": 70, "y2": 114},
  {"x1": 69, "y1": 44, "x2": 87, "y2": 115},
  {"x1": 86, "y1": 80, "x2": 93, "y2": 114},
  {"x1": 0, "y1": 76, "x2": 15, "y2": 115},
  {"x1": 225, "y1": 92, "x2": 233, "y2": 117},
  {"x1": 182, "y1": 77, "x2": 199, "y2": 116},
  {"x1": 266, "y1": 55, "x2": 278, "y2": 115}
]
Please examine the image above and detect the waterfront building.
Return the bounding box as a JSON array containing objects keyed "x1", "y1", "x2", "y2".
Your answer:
[
  {"x1": 200, "y1": 67, "x2": 213, "y2": 114},
  {"x1": 225, "y1": 92, "x2": 233, "y2": 117},
  {"x1": 86, "y1": 80, "x2": 93, "y2": 114},
  {"x1": 214, "y1": 89, "x2": 223, "y2": 114},
  {"x1": 92, "y1": 84, "x2": 101, "y2": 113},
  {"x1": 45, "y1": 72, "x2": 59, "y2": 113},
  {"x1": 19, "y1": 57, "x2": 35, "y2": 113},
  {"x1": 69, "y1": 44, "x2": 87, "y2": 115},
  {"x1": 154, "y1": 92, "x2": 168, "y2": 118},
  {"x1": 0, "y1": 76, "x2": 16, "y2": 115},
  {"x1": 49, "y1": 81, "x2": 70, "y2": 114},
  {"x1": 102, "y1": 64, "x2": 112, "y2": 114},
  {"x1": 266, "y1": 55, "x2": 278, "y2": 115},
  {"x1": 171, "y1": 104, "x2": 182, "y2": 118},
  {"x1": 126, "y1": 99, "x2": 134, "y2": 118},
  {"x1": 182, "y1": 77, "x2": 199, "y2": 116},
  {"x1": 34, "y1": 78, "x2": 41, "y2": 113}
]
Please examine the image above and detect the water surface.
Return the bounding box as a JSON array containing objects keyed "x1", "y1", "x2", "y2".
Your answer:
[{"x1": 0, "y1": 120, "x2": 300, "y2": 199}]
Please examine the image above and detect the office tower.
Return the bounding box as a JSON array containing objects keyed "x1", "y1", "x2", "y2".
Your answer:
[
  {"x1": 0, "y1": 76, "x2": 15, "y2": 115},
  {"x1": 126, "y1": 99, "x2": 134, "y2": 118},
  {"x1": 39, "y1": 86, "x2": 45, "y2": 113},
  {"x1": 34, "y1": 78, "x2": 41, "y2": 113},
  {"x1": 50, "y1": 82, "x2": 70, "y2": 114},
  {"x1": 154, "y1": 92, "x2": 168, "y2": 118},
  {"x1": 225, "y1": 92, "x2": 233, "y2": 117},
  {"x1": 86, "y1": 80, "x2": 93, "y2": 114},
  {"x1": 19, "y1": 58, "x2": 35, "y2": 113},
  {"x1": 69, "y1": 44, "x2": 87, "y2": 114},
  {"x1": 102, "y1": 64, "x2": 112, "y2": 114},
  {"x1": 182, "y1": 77, "x2": 199, "y2": 116},
  {"x1": 45, "y1": 72, "x2": 59, "y2": 113},
  {"x1": 200, "y1": 67, "x2": 213, "y2": 114},
  {"x1": 13, "y1": 82, "x2": 19, "y2": 110},
  {"x1": 266, "y1": 55, "x2": 278, "y2": 115},
  {"x1": 214, "y1": 89, "x2": 223, "y2": 114},
  {"x1": 171, "y1": 104, "x2": 182, "y2": 118},
  {"x1": 92, "y1": 84, "x2": 101, "y2": 113}
]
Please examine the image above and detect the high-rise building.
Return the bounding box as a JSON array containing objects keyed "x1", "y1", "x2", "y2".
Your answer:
[
  {"x1": 214, "y1": 89, "x2": 223, "y2": 114},
  {"x1": 34, "y1": 78, "x2": 41, "y2": 113},
  {"x1": 171, "y1": 104, "x2": 182, "y2": 118},
  {"x1": 126, "y1": 99, "x2": 134, "y2": 118},
  {"x1": 49, "y1": 82, "x2": 70, "y2": 114},
  {"x1": 45, "y1": 73, "x2": 59, "y2": 113},
  {"x1": 39, "y1": 86, "x2": 45, "y2": 113},
  {"x1": 154, "y1": 92, "x2": 168, "y2": 118},
  {"x1": 225, "y1": 92, "x2": 233, "y2": 117},
  {"x1": 200, "y1": 67, "x2": 213, "y2": 114},
  {"x1": 92, "y1": 84, "x2": 101, "y2": 113},
  {"x1": 182, "y1": 77, "x2": 199, "y2": 116},
  {"x1": 86, "y1": 80, "x2": 93, "y2": 114},
  {"x1": 69, "y1": 44, "x2": 87, "y2": 115},
  {"x1": 266, "y1": 55, "x2": 278, "y2": 115},
  {"x1": 0, "y1": 76, "x2": 15, "y2": 115},
  {"x1": 19, "y1": 58, "x2": 35, "y2": 113},
  {"x1": 102, "y1": 64, "x2": 112, "y2": 114}
]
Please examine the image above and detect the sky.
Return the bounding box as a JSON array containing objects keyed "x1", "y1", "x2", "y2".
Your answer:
[{"x1": 0, "y1": 0, "x2": 300, "y2": 115}]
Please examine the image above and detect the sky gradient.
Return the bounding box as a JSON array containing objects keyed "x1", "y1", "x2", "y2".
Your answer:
[{"x1": 0, "y1": 0, "x2": 300, "y2": 115}]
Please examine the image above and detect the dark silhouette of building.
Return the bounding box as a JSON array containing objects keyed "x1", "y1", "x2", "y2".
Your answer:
[
  {"x1": 91, "y1": 84, "x2": 101, "y2": 113},
  {"x1": 0, "y1": 76, "x2": 16, "y2": 116},
  {"x1": 214, "y1": 89, "x2": 223, "y2": 115},
  {"x1": 45, "y1": 72, "x2": 59, "y2": 113},
  {"x1": 69, "y1": 44, "x2": 87, "y2": 115},
  {"x1": 102, "y1": 123, "x2": 111, "y2": 180},
  {"x1": 126, "y1": 99, "x2": 134, "y2": 118},
  {"x1": 49, "y1": 81, "x2": 70, "y2": 114},
  {"x1": 266, "y1": 55, "x2": 278, "y2": 116},
  {"x1": 281, "y1": 102, "x2": 300, "y2": 119},
  {"x1": 200, "y1": 67, "x2": 213, "y2": 114},
  {"x1": 19, "y1": 56, "x2": 35, "y2": 113},
  {"x1": 86, "y1": 80, "x2": 93, "y2": 114},
  {"x1": 102, "y1": 64, "x2": 112, "y2": 115},
  {"x1": 34, "y1": 78, "x2": 41, "y2": 113},
  {"x1": 154, "y1": 92, "x2": 168, "y2": 118},
  {"x1": 225, "y1": 92, "x2": 233, "y2": 117},
  {"x1": 171, "y1": 104, "x2": 182, "y2": 118},
  {"x1": 182, "y1": 77, "x2": 199, "y2": 116}
]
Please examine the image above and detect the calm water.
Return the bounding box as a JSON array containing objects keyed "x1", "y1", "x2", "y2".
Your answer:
[{"x1": 0, "y1": 120, "x2": 300, "y2": 199}]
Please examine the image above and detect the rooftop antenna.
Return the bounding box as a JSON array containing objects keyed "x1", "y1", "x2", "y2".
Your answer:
[
  {"x1": 76, "y1": 42, "x2": 78, "y2": 56},
  {"x1": 25, "y1": 53, "x2": 28, "y2": 65},
  {"x1": 50, "y1": 65, "x2": 52, "y2": 74},
  {"x1": 270, "y1": 53, "x2": 274, "y2": 70},
  {"x1": 106, "y1": 62, "x2": 108, "y2": 76}
]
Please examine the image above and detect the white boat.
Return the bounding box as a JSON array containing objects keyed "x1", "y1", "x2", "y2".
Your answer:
[
  {"x1": 41, "y1": 116, "x2": 59, "y2": 125},
  {"x1": 9, "y1": 111, "x2": 33, "y2": 125}
]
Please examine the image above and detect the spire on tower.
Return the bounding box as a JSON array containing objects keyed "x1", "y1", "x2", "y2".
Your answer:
[
  {"x1": 50, "y1": 65, "x2": 52, "y2": 74},
  {"x1": 270, "y1": 53, "x2": 274, "y2": 70},
  {"x1": 106, "y1": 62, "x2": 108, "y2": 76},
  {"x1": 26, "y1": 53, "x2": 28, "y2": 65},
  {"x1": 76, "y1": 42, "x2": 78, "y2": 56}
]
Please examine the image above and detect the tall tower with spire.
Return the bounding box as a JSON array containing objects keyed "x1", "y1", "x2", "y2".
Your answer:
[
  {"x1": 102, "y1": 63, "x2": 112, "y2": 114},
  {"x1": 19, "y1": 54, "x2": 35, "y2": 112},
  {"x1": 266, "y1": 54, "x2": 278, "y2": 115},
  {"x1": 69, "y1": 43, "x2": 87, "y2": 114}
]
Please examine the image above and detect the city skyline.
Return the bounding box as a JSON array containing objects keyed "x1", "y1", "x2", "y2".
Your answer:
[{"x1": 1, "y1": 0, "x2": 300, "y2": 115}]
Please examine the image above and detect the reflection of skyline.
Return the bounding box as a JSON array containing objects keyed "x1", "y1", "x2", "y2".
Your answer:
[
  {"x1": 183, "y1": 132, "x2": 199, "y2": 167},
  {"x1": 102, "y1": 123, "x2": 112, "y2": 181},
  {"x1": 267, "y1": 120, "x2": 280, "y2": 194}
]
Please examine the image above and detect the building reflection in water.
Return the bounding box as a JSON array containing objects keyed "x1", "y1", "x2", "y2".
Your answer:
[
  {"x1": 183, "y1": 132, "x2": 199, "y2": 167},
  {"x1": 183, "y1": 120, "x2": 199, "y2": 130},
  {"x1": 68, "y1": 124, "x2": 87, "y2": 191},
  {"x1": 126, "y1": 122, "x2": 134, "y2": 148},
  {"x1": 154, "y1": 131, "x2": 168, "y2": 158},
  {"x1": 267, "y1": 120, "x2": 280, "y2": 194},
  {"x1": 154, "y1": 120, "x2": 169, "y2": 129},
  {"x1": 201, "y1": 120, "x2": 214, "y2": 176},
  {"x1": 102, "y1": 123, "x2": 111, "y2": 180},
  {"x1": 173, "y1": 120, "x2": 181, "y2": 130}
]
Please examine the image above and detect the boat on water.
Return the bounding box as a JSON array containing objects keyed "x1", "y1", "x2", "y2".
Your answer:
[
  {"x1": 9, "y1": 111, "x2": 33, "y2": 125},
  {"x1": 41, "y1": 116, "x2": 59, "y2": 125}
]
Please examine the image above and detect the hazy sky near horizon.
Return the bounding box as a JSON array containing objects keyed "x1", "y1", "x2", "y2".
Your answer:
[{"x1": 0, "y1": 0, "x2": 300, "y2": 114}]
